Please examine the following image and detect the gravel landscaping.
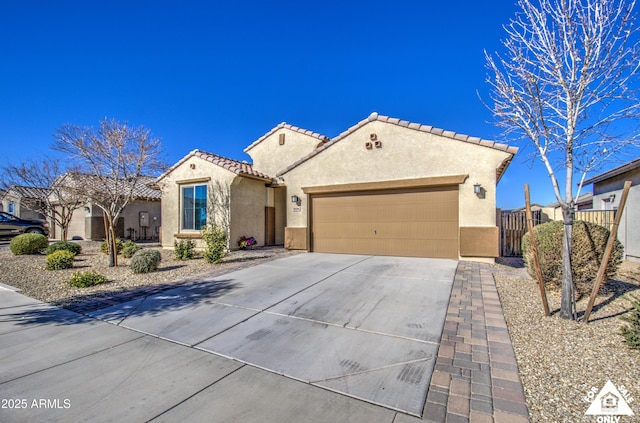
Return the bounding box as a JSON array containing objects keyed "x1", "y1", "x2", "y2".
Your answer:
[
  {"x1": 493, "y1": 258, "x2": 640, "y2": 422},
  {"x1": 0, "y1": 241, "x2": 301, "y2": 313}
]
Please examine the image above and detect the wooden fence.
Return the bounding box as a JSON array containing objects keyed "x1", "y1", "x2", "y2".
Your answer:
[
  {"x1": 499, "y1": 209, "x2": 616, "y2": 257},
  {"x1": 575, "y1": 210, "x2": 616, "y2": 231},
  {"x1": 499, "y1": 210, "x2": 541, "y2": 257}
]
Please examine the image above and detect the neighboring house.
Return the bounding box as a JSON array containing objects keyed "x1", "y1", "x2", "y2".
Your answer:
[
  {"x1": 0, "y1": 186, "x2": 49, "y2": 220},
  {"x1": 583, "y1": 157, "x2": 640, "y2": 262},
  {"x1": 159, "y1": 113, "x2": 517, "y2": 262},
  {"x1": 49, "y1": 174, "x2": 162, "y2": 241},
  {"x1": 547, "y1": 192, "x2": 594, "y2": 220}
]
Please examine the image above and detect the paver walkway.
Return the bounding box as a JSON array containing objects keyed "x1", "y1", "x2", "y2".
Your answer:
[{"x1": 422, "y1": 261, "x2": 530, "y2": 423}]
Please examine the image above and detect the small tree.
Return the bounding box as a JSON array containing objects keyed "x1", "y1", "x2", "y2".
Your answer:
[
  {"x1": 485, "y1": 0, "x2": 640, "y2": 319},
  {"x1": 1, "y1": 158, "x2": 85, "y2": 240},
  {"x1": 52, "y1": 119, "x2": 166, "y2": 266}
]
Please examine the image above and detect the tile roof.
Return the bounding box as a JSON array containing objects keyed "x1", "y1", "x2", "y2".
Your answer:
[
  {"x1": 3, "y1": 186, "x2": 50, "y2": 200},
  {"x1": 156, "y1": 149, "x2": 273, "y2": 182},
  {"x1": 276, "y1": 112, "x2": 519, "y2": 178},
  {"x1": 583, "y1": 157, "x2": 640, "y2": 185},
  {"x1": 244, "y1": 122, "x2": 330, "y2": 153},
  {"x1": 63, "y1": 173, "x2": 161, "y2": 200}
]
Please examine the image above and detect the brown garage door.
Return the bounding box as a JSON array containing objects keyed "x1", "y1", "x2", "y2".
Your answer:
[{"x1": 310, "y1": 186, "x2": 459, "y2": 258}]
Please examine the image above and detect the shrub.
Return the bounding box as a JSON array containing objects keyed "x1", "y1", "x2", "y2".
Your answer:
[
  {"x1": 10, "y1": 233, "x2": 49, "y2": 255},
  {"x1": 45, "y1": 241, "x2": 82, "y2": 256},
  {"x1": 174, "y1": 239, "x2": 195, "y2": 260},
  {"x1": 45, "y1": 250, "x2": 75, "y2": 270},
  {"x1": 67, "y1": 270, "x2": 108, "y2": 288},
  {"x1": 202, "y1": 223, "x2": 228, "y2": 264},
  {"x1": 122, "y1": 240, "x2": 141, "y2": 258},
  {"x1": 130, "y1": 248, "x2": 162, "y2": 274},
  {"x1": 620, "y1": 294, "x2": 640, "y2": 349},
  {"x1": 100, "y1": 238, "x2": 124, "y2": 255},
  {"x1": 522, "y1": 220, "x2": 624, "y2": 297}
]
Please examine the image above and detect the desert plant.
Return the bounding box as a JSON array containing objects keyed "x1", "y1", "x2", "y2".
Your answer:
[
  {"x1": 100, "y1": 237, "x2": 124, "y2": 255},
  {"x1": 67, "y1": 270, "x2": 108, "y2": 287},
  {"x1": 522, "y1": 220, "x2": 623, "y2": 298},
  {"x1": 174, "y1": 239, "x2": 195, "y2": 260},
  {"x1": 9, "y1": 233, "x2": 49, "y2": 255},
  {"x1": 202, "y1": 223, "x2": 228, "y2": 264},
  {"x1": 620, "y1": 294, "x2": 640, "y2": 349},
  {"x1": 122, "y1": 240, "x2": 141, "y2": 258},
  {"x1": 45, "y1": 250, "x2": 75, "y2": 270},
  {"x1": 130, "y1": 248, "x2": 162, "y2": 274},
  {"x1": 45, "y1": 241, "x2": 82, "y2": 256}
]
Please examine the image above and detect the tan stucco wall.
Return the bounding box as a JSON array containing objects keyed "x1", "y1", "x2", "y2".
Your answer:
[
  {"x1": 159, "y1": 155, "x2": 237, "y2": 249},
  {"x1": 119, "y1": 200, "x2": 162, "y2": 241},
  {"x1": 229, "y1": 177, "x2": 267, "y2": 249},
  {"x1": 246, "y1": 127, "x2": 322, "y2": 176},
  {"x1": 281, "y1": 120, "x2": 512, "y2": 258}
]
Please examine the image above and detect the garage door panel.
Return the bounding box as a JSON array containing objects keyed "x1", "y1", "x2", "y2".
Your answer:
[{"x1": 311, "y1": 187, "x2": 459, "y2": 259}]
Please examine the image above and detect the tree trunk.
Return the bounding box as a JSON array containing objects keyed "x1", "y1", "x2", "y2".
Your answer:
[{"x1": 560, "y1": 207, "x2": 576, "y2": 319}]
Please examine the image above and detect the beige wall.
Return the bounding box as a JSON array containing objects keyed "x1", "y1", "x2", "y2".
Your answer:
[
  {"x1": 229, "y1": 177, "x2": 267, "y2": 248},
  {"x1": 281, "y1": 120, "x2": 512, "y2": 259},
  {"x1": 246, "y1": 127, "x2": 322, "y2": 176}
]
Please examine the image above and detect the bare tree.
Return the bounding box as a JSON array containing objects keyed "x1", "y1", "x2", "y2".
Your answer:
[
  {"x1": 1, "y1": 158, "x2": 85, "y2": 240},
  {"x1": 52, "y1": 119, "x2": 166, "y2": 266},
  {"x1": 485, "y1": 0, "x2": 640, "y2": 319}
]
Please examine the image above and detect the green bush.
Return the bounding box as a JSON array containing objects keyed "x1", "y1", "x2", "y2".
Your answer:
[
  {"x1": 522, "y1": 220, "x2": 624, "y2": 297},
  {"x1": 620, "y1": 294, "x2": 640, "y2": 349},
  {"x1": 122, "y1": 240, "x2": 141, "y2": 258},
  {"x1": 174, "y1": 239, "x2": 195, "y2": 260},
  {"x1": 130, "y1": 248, "x2": 162, "y2": 274},
  {"x1": 100, "y1": 238, "x2": 124, "y2": 255},
  {"x1": 45, "y1": 250, "x2": 75, "y2": 270},
  {"x1": 67, "y1": 270, "x2": 108, "y2": 288},
  {"x1": 45, "y1": 241, "x2": 82, "y2": 256},
  {"x1": 10, "y1": 233, "x2": 49, "y2": 255},
  {"x1": 202, "y1": 224, "x2": 228, "y2": 264}
]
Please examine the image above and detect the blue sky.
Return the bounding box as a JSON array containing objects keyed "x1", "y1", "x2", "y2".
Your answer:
[{"x1": 0, "y1": 0, "x2": 631, "y2": 209}]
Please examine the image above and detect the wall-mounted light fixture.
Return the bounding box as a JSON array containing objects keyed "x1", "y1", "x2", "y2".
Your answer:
[
  {"x1": 607, "y1": 194, "x2": 616, "y2": 202},
  {"x1": 473, "y1": 183, "x2": 482, "y2": 195},
  {"x1": 291, "y1": 195, "x2": 300, "y2": 203}
]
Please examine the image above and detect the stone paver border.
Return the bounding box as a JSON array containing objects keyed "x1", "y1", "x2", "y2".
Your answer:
[{"x1": 424, "y1": 261, "x2": 530, "y2": 423}]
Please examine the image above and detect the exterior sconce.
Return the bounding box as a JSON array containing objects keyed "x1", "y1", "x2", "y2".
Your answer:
[
  {"x1": 473, "y1": 184, "x2": 482, "y2": 195},
  {"x1": 291, "y1": 195, "x2": 299, "y2": 203},
  {"x1": 607, "y1": 194, "x2": 616, "y2": 202}
]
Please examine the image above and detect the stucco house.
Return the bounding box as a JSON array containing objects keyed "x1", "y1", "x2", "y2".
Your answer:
[
  {"x1": 158, "y1": 113, "x2": 517, "y2": 262},
  {"x1": 0, "y1": 185, "x2": 49, "y2": 220},
  {"x1": 50, "y1": 174, "x2": 162, "y2": 241},
  {"x1": 583, "y1": 157, "x2": 640, "y2": 262}
]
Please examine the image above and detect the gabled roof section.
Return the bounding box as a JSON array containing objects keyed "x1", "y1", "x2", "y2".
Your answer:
[
  {"x1": 583, "y1": 157, "x2": 640, "y2": 185},
  {"x1": 277, "y1": 112, "x2": 519, "y2": 178},
  {"x1": 156, "y1": 149, "x2": 273, "y2": 183},
  {"x1": 3, "y1": 186, "x2": 50, "y2": 200},
  {"x1": 244, "y1": 122, "x2": 330, "y2": 153}
]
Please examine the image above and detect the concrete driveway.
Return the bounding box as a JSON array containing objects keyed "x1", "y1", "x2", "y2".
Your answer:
[{"x1": 0, "y1": 253, "x2": 457, "y2": 422}]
